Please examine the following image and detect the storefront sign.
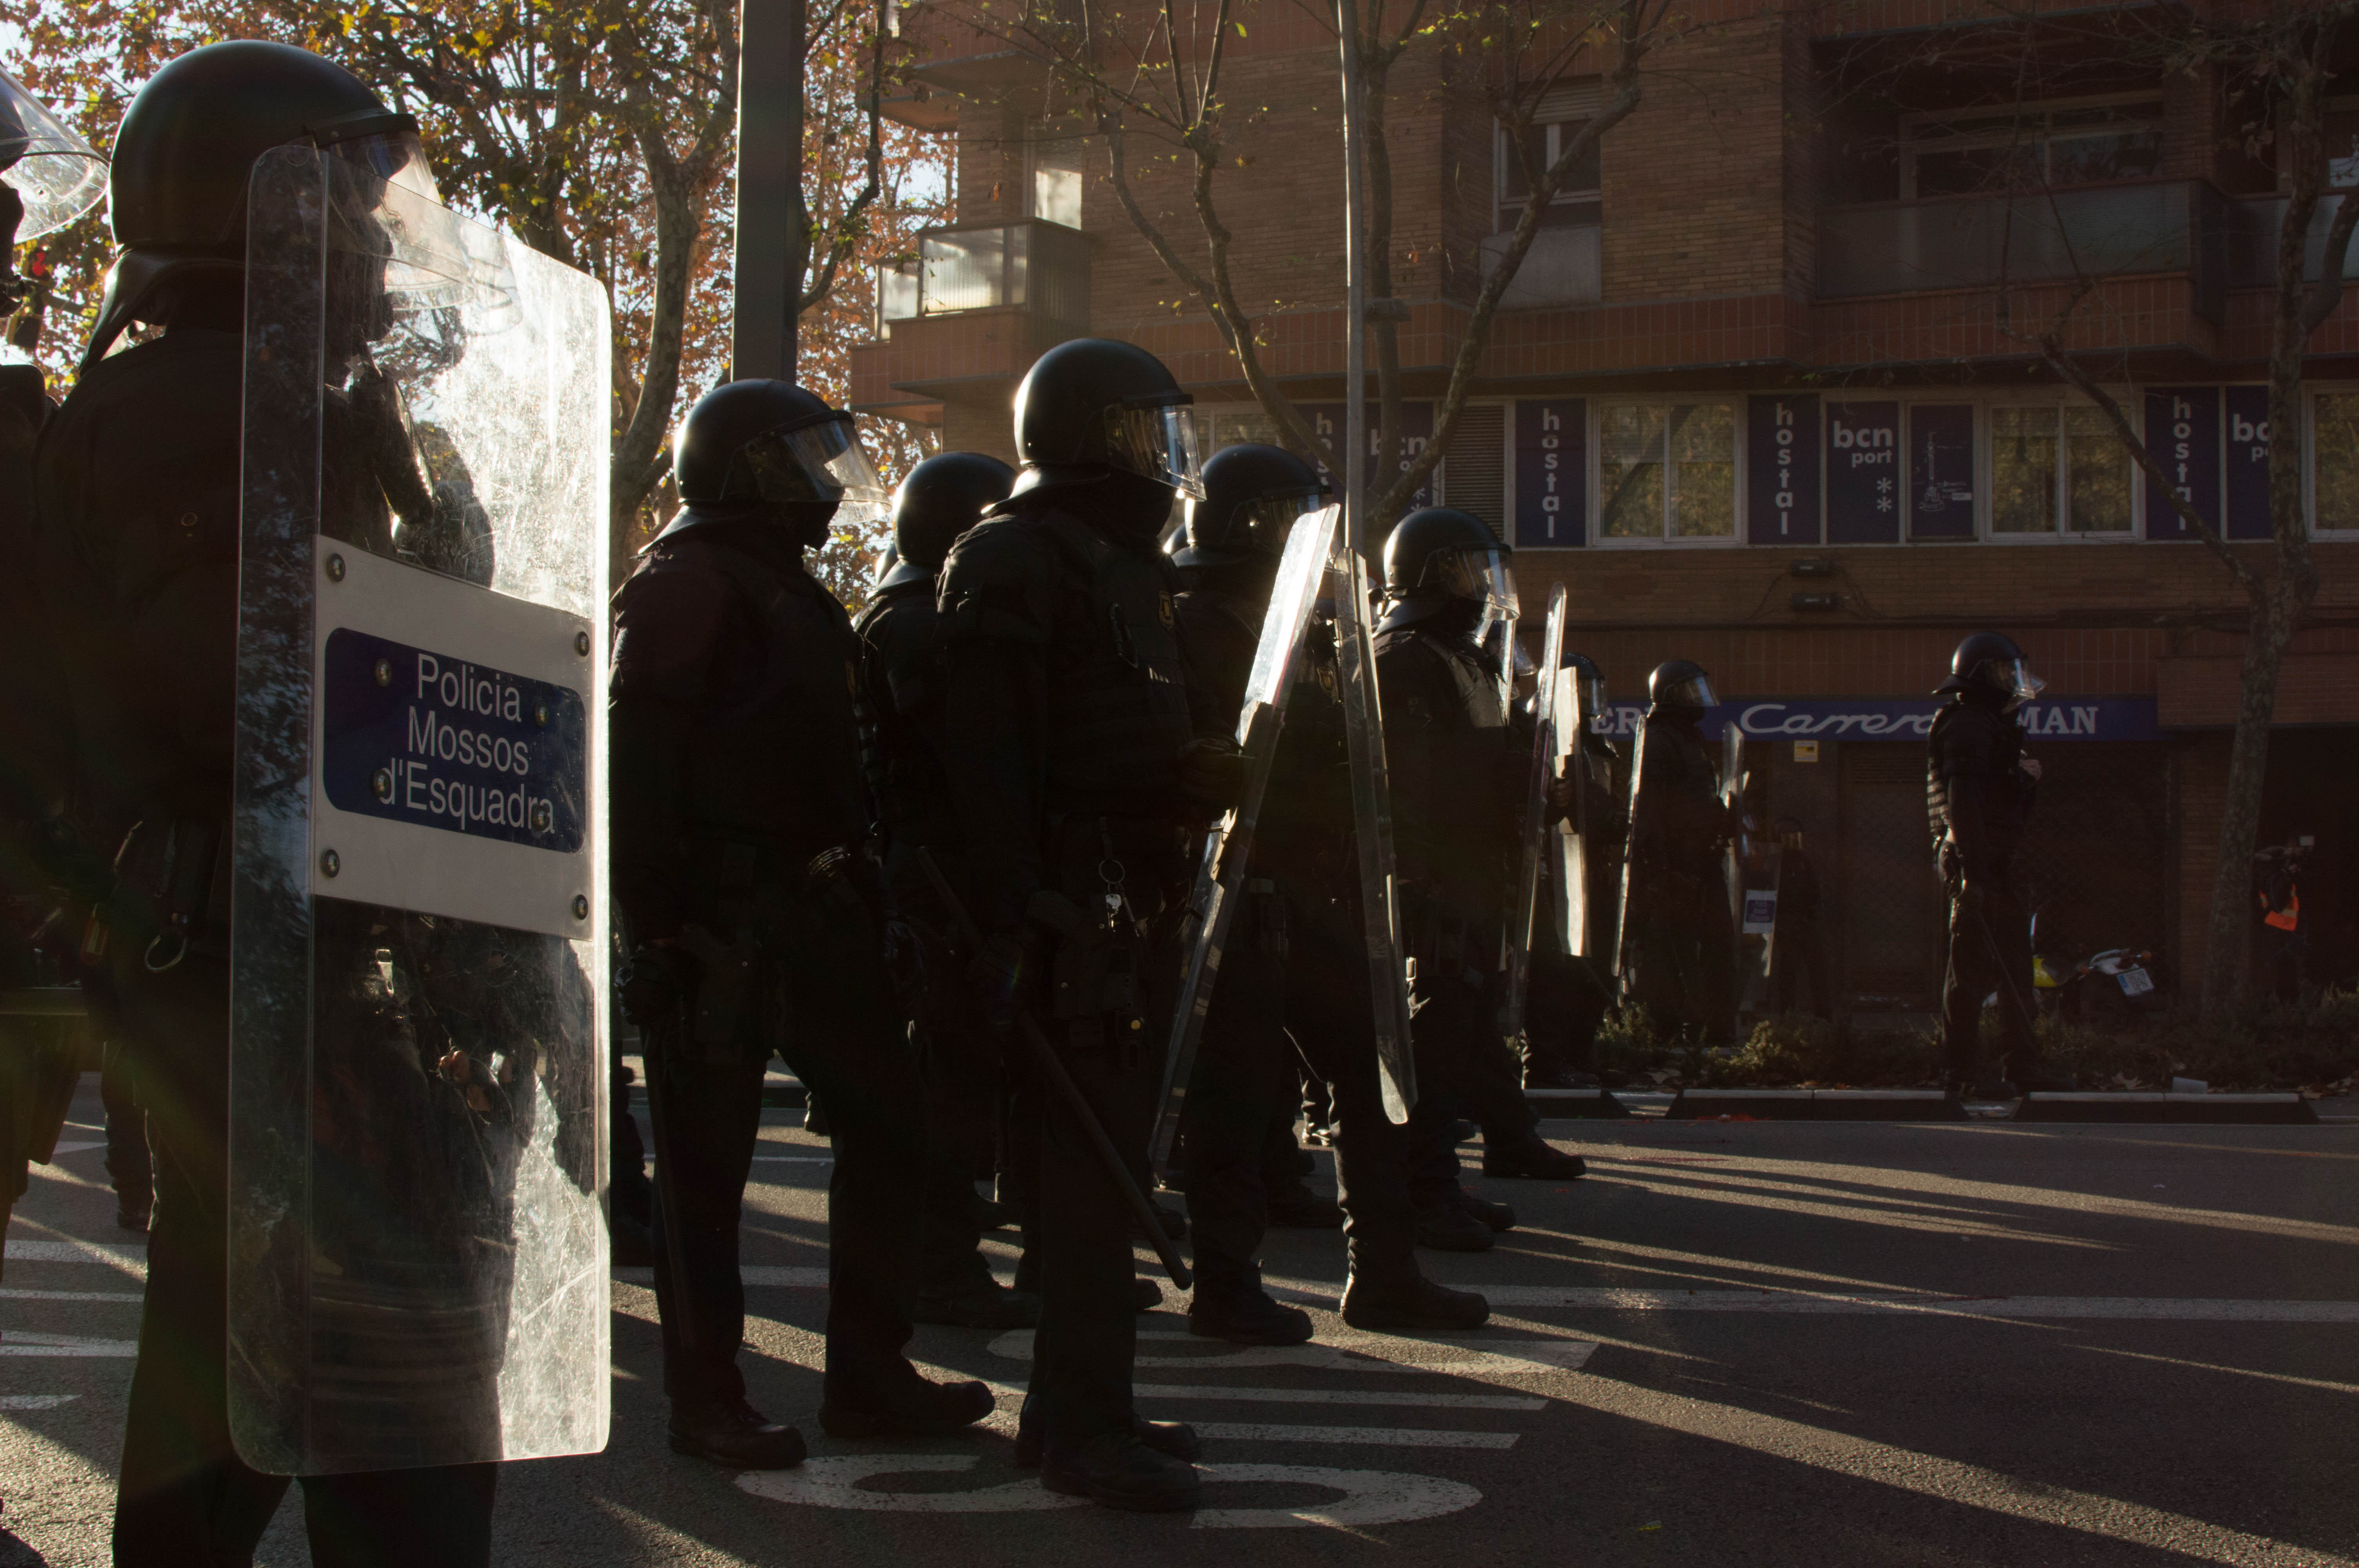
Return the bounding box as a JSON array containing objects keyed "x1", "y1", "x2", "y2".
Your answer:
[
  {"x1": 1514, "y1": 399, "x2": 1587, "y2": 547},
  {"x1": 1824, "y1": 402, "x2": 1901, "y2": 544},
  {"x1": 1907, "y1": 405, "x2": 1975, "y2": 540},
  {"x1": 1302, "y1": 402, "x2": 1435, "y2": 513},
  {"x1": 2143, "y1": 387, "x2": 2221, "y2": 543},
  {"x1": 1747, "y1": 394, "x2": 1820, "y2": 544},
  {"x1": 2225, "y1": 385, "x2": 2272, "y2": 541},
  {"x1": 1592, "y1": 696, "x2": 2159, "y2": 744}
]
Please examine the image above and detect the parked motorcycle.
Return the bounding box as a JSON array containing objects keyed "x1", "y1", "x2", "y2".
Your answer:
[{"x1": 2036, "y1": 942, "x2": 2164, "y2": 1026}]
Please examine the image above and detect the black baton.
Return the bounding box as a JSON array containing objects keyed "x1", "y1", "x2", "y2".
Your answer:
[{"x1": 911, "y1": 847, "x2": 1192, "y2": 1290}]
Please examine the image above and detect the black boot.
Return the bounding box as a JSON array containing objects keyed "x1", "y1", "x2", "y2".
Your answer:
[
  {"x1": 1342, "y1": 1274, "x2": 1490, "y2": 1331},
  {"x1": 1482, "y1": 1138, "x2": 1588, "y2": 1180},
  {"x1": 1189, "y1": 1291, "x2": 1314, "y2": 1346},
  {"x1": 818, "y1": 1376, "x2": 996, "y2": 1439},
  {"x1": 1265, "y1": 1183, "x2": 1345, "y2": 1229},
  {"x1": 913, "y1": 1272, "x2": 1041, "y2": 1329},
  {"x1": 1454, "y1": 1189, "x2": 1516, "y2": 1234},
  {"x1": 668, "y1": 1399, "x2": 807, "y2": 1469},
  {"x1": 1413, "y1": 1202, "x2": 1494, "y2": 1252},
  {"x1": 1040, "y1": 1432, "x2": 1201, "y2": 1512},
  {"x1": 1014, "y1": 1401, "x2": 1200, "y2": 1469}
]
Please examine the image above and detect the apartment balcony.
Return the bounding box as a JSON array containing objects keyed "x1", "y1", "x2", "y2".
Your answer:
[
  {"x1": 849, "y1": 219, "x2": 1092, "y2": 421},
  {"x1": 2223, "y1": 194, "x2": 2359, "y2": 287},
  {"x1": 1479, "y1": 224, "x2": 1601, "y2": 310},
  {"x1": 1818, "y1": 179, "x2": 2229, "y2": 323}
]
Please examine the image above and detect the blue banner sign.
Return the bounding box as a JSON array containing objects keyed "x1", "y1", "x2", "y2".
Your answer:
[
  {"x1": 1590, "y1": 696, "x2": 2159, "y2": 744},
  {"x1": 1515, "y1": 398, "x2": 1587, "y2": 547},
  {"x1": 322, "y1": 628, "x2": 589, "y2": 851}
]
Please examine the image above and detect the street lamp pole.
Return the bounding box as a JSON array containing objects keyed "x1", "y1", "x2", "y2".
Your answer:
[
  {"x1": 732, "y1": 0, "x2": 806, "y2": 383},
  {"x1": 1337, "y1": 0, "x2": 1368, "y2": 559}
]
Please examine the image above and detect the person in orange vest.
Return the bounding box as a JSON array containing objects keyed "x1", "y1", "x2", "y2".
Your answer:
[{"x1": 2257, "y1": 840, "x2": 2310, "y2": 1002}]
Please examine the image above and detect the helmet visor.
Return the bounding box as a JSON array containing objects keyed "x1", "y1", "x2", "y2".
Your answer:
[
  {"x1": 2005, "y1": 657, "x2": 2045, "y2": 709},
  {"x1": 1659, "y1": 672, "x2": 1717, "y2": 710},
  {"x1": 1104, "y1": 400, "x2": 1205, "y2": 498},
  {"x1": 0, "y1": 69, "x2": 104, "y2": 241},
  {"x1": 1238, "y1": 490, "x2": 1327, "y2": 556},
  {"x1": 1585, "y1": 674, "x2": 1609, "y2": 720},
  {"x1": 742, "y1": 415, "x2": 887, "y2": 506},
  {"x1": 1424, "y1": 545, "x2": 1518, "y2": 619}
]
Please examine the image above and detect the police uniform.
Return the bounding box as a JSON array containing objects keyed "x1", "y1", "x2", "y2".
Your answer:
[
  {"x1": 1621, "y1": 708, "x2": 1737, "y2": 1042},
  {"x1": 612, "y1": 510, "x2": 967, "y2": 1438},
  {"x1": 36, "y1": 90, "x2": 500, "y2": 1565},
  {"x1": 1927, "y1": 693, "x2": 2041, "y2": 1086}
]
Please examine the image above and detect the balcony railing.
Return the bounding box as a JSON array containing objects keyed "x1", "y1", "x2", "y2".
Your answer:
[
  {"x1": 2224, "y1": 194, "x2": 2359, "y2": 287},
  {"x1": 875, "y1": 218, "x2": 1090, "y2": 339},
  {"x1": 1478, "y1": 223, "x2": 1601, "y2": 310},
  {"x1": 1819, "y1": 179, "x2": 2227, "y2": 321}
]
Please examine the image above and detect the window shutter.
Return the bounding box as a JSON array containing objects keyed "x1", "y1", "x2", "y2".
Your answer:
[
  {"x1": 1441, "y1": 404, "x2": 1508, "y2": 536},
  {"x1": 1534, "y1": 80, "x2": 1604, "y2": 125}
]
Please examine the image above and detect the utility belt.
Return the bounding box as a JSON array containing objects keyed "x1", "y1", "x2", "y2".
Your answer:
[
  {"x1": 663, "y1": 833, "x2": 881, "y2": 1065},
  {"x1": 1033, "y1": 812, "x2": 1188, "y2": 1060},
  {"x1": 102, "y1": 815, "x2": 232, "y2": 975}
]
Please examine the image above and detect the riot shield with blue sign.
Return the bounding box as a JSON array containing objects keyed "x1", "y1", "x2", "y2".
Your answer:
[{"x1": 227, "y1": 143, "x2": 609, "y2": 1473}]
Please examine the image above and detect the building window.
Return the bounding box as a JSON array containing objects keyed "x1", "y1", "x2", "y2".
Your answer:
[
  {"x1": 1989, "y1": 403, "x2": 2133, "y2": 537},
  {"x1": 1899, "y1": 94, "x2": 2163, "y2": 199},
  {"x1": 1029, "y1": 138, "x2": 1085, "y2": 229},
  {"x1": 1598, "y1": 401, "x2": 1736, "y2": 542},
  {"x1": 1496, "y1": 114, "x2": 1601, "y2": 230},
  {"x1": 2311, "y1": 390, "x2": 2359, "y2": 530}
]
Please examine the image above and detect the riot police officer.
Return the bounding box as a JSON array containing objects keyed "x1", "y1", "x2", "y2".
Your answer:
[
  {"x1": 1373, "y1": 509, "x2": 1585, "y2": 1253},
  {"x1": 1523, "y1": 652, "x2": 1622, "y2": 1088},
  {"x1": 33, "y1": 41, "x2": 505, "y2": 1566},
  {"x1": 1173, "y1": 446, "x2": 1487, "y2": 1334},
  {"x1": 1619, "y1": 659, "x2": 1738, "y2": 1044},
  {"x1": 851, "y1": 450, "x2": 1038, "y2": 1330},
  {"x1": 936, "y1": 338, "x2": 1236, "y2": 1510},
  {"x1": 1928, "y1": 632, "x2": 2065, "y2": 1094},
  {"x1": 612, "y1": 381, "x2": 992, "y2": 1467}
]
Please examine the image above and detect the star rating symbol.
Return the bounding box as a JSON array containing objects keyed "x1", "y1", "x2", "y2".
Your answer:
[
  {"x1": 1876, "y1": 477, "x2": 1894, "y2": 495},
  {"x1": 1876, "y1": 496, "x2": 1894, "y2": 512}
]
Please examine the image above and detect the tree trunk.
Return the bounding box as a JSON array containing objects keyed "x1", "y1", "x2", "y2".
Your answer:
[{"x1": 609, "y1": 147, "x2": 704, "y2": 592}]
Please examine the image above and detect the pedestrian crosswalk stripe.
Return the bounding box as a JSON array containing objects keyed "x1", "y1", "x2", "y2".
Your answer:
[
  {"x1": 1133, "y1": 1385, "x2": 1544, "y2": 1411},
  {"x1": 0, "y1": 1289, "x2": 142, "y2": 1301},
  {"x1": 0, "y1": 1333, "x2": 137, "y2": 1357},
  {"x1": 0, "y1": 1394, "x2": 78, "y2": 1409},
  {"x1": 1454, "y1": 1288, "x2": 2359, "y2": 1320},
  {"x1": 3, "y1": 1239, "x2": 145, "y2": 1270},
  {"x1": 1192, "y1": 1423, "x2": 1518, "y2": 1449},
  {"x1": 983, "y1": 1328, "x2": 1595, "y2": 1376}
]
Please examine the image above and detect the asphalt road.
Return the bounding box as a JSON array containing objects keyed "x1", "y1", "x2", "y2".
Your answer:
[{"x1": 8, "y1": 1083, "x2": 2359, "y2": 1566}]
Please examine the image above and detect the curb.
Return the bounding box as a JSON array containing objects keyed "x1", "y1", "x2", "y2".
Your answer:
[
  {"x1": 1663, "y1": 1089, "x2": 1966, "y2": 1122},
  {"x1": 1526, "y1": 1088, "x2": 1633, "y2": 1120},
  {"x1": 2014, "y1": 1091, "x2": 2317, "y2": 1125}
]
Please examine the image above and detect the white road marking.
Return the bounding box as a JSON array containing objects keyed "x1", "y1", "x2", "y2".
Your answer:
[
  {"x1": 0, "y1": 1289, "x2": 142, "y2": 1302},
  {"x1": 1134, "y1": 1385, "x2": 1543, "y2": 1411},
  {"x1": 0, "y1": 1394, "x2": 79, "y2": 1410},
  {"x1": 749, "y1": 1156, "x2": 834, "y2": 1163},
  {"x1": 0, "y1": 1333, "x2": 138, "y2": 1358},
  {"x1": 1194, "y1": 1423, "x2": 1518, "y2": 1449},
  {"x1": 982, "y1": 1328, "x2": 1594, "y2": 1375},
  {"x1": 1553, "y1": 1376, "x2": 2329, "y2": 1566},
  {"x1": 738, "y1": 1454, "x2": 1083, "y2": 1514},
  {"x1": 1190, "y1": 1463, "x2": 1483, "y2": 1530},
  {"x1": 44, "y1": 1141, "x2": 102, "y2": 1156},
  {"x1": 3, "y1": 1239, "x2": 146, "y2": 1271},
  {"x1": 1465, "y1": 1287, "x2": 2359, "y2": 1320},
  {"x1": 736, "y1": 1454, "x2": 1482, "y2": 1528}
]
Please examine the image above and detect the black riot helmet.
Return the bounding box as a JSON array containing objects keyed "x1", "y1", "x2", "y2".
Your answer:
[
  {"x1": 1378, "y1": 506, "x2": 1517, "y2": 633},
  {"x1": 878, "y1": 450, "x2": 1015, "y2": 590},
  {"x1": 1561, "y1": 651, "x2": 1609, "y2": 722},
  {"x1": 672, "y1": 379, "x2": 885, "y2": 548},
  {"x1": 1936, "y1": 630, "x2": 2043, "y2": 710},
  {"x1": 1647, "y1": 659, "x2": 1717, "y2": 717},
  {"x1": 1011, "y1": 337, "x2": 1205, "y2": 498},
  {"x1": 86, "y1": 42, "x2": 437, "y2": 367},
  {"x1": 1176, "y1": 443, "x2": 1329, "y2": 570}
]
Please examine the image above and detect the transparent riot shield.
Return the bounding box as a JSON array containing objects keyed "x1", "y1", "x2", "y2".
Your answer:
[
  {"x1": 1551, "y1": 665, "x2": 1588, "y2": 959},
  {"x1": 1498, "y1": 583, "x2": 1567, "y2": 1055},
  {"x1": 1612, "y1": 711, "x2": 1652, "y2": 986},
  {"x1": 229, "y1": 144, "x2": 609, "y2": 1474},
  {"x1": 1722, "y1": 721, "x2": 1747, "y2": 991},
  {"x1": 1152, "y1": 505, "x2": 1340, "y2": 1167},
  {"x1": 1332, "y1": 549, "x2": 1416, "y2": 1121}
]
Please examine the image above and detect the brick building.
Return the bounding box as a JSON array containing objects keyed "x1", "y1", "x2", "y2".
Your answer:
[{"x1": 851, "y1": 0, "x2": 2359, "y2": 1009}]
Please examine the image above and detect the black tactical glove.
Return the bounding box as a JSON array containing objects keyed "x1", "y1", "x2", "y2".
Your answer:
[
  {"x1": 618, "y1": 944, "x2": 697, "y2": 1028},
  {"x1": 965, "y1": 929, "x2": 1030, "y2": 1044},
  {"x1": 1174, "y1": 734, "x2": 1248, "y2": 815}
]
